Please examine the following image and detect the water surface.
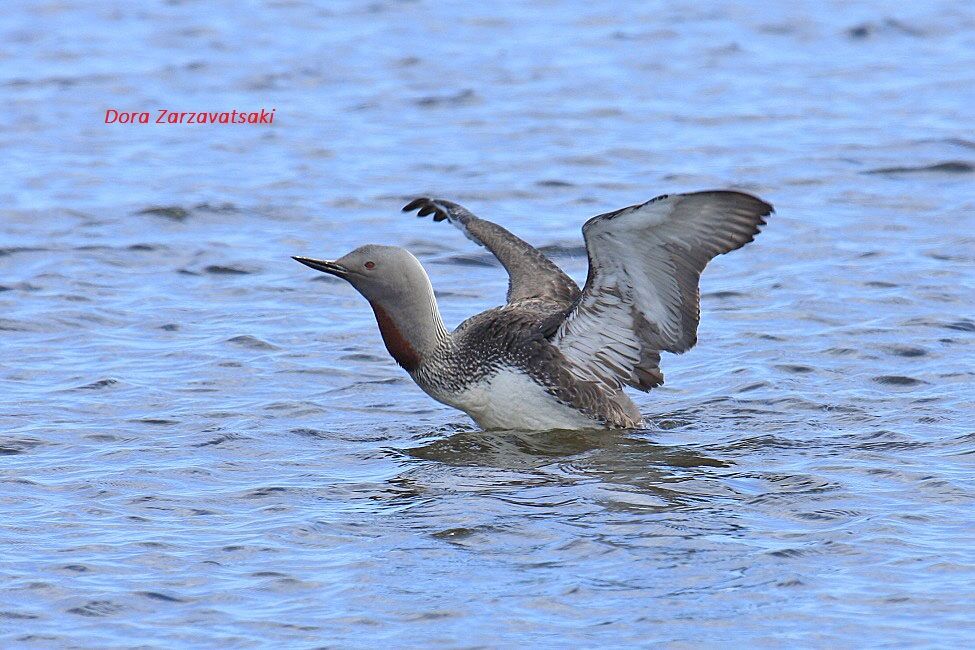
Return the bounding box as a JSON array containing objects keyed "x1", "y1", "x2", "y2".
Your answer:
[{"x1": 2, "y1": 0, "x2": 974, "y2": 646}]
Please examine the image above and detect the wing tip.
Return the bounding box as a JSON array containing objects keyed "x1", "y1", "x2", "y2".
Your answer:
[
  {"x1": 689, "y1": 189, "x2": 774, "y2": 219},
  {"x1": 719, "y1": 191, "x2": 773, "y2": 252},
  {"x1": 633, "y1": 367, "x2": 665, "y2": 392},
  {"x1": 402, "y1": 197, "x2": 431, "y2": 213},
  {"x1": 402, "y1": 197, "x2": 452, "y2": 222}
]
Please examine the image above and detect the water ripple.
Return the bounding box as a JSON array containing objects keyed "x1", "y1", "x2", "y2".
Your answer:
[{"x1": 1, "y1": 0, "x2": 973, "y2": 646}]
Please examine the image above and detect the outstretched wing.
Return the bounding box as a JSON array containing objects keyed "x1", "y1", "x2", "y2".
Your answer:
[
  {"x1": 403, "y1": 198, "x2": 580, "y2": 305},
  {"x1": 553, "y1": 191, "x2": 773, "y2": 391}
]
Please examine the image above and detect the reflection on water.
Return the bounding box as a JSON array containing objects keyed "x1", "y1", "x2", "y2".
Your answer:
[
  {"x1": 405, "y1": 427, "x2": 733, "y2": 513},
  {"x1": 2, "y1": 0, "x2": 975, "y2": 646},
  {"x1": 407, "y1": 426, "x2": 727, "y2": 471}
]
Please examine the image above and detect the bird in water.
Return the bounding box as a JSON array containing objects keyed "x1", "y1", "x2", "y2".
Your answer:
[{"x1": 294, "y1": 191, "x2": 772, "y2": 431}]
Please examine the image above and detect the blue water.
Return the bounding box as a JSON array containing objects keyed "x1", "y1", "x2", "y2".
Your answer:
[{"x1": 2, "y1": 1, "x2": 974, "y2": 646}]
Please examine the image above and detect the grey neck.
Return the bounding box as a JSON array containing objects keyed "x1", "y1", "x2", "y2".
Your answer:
[{"x1": 368, "y1": 289, "x2": 449, "y2": 373}]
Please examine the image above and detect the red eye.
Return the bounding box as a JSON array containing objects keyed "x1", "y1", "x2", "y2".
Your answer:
[{"x1": 364, "y1": 261, "x2": 375, "y2": 269}]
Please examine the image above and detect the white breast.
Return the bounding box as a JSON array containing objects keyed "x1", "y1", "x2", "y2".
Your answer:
[{"x1": 429, "y1": 367, "x2": 606, "y2": 431}]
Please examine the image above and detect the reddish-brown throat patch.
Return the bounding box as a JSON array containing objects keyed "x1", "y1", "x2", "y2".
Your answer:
[{"x1": 369, "y1": 301, "x2": 421, "y2": 371}]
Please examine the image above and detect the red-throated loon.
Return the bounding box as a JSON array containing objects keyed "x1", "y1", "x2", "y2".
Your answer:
[{"x1": 294, "y1": 191, "x2": 772, "y2": 430}]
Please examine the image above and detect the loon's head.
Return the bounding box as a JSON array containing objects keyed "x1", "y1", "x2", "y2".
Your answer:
[
  {"x1": 293, "y1": 244, "x2": 445, "y2": 371},
  {"x1": 293, "y1": 244, "x2": 432, "y2": 305}
]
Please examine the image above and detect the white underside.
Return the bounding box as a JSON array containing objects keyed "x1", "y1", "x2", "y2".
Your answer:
[{"x1": 427, "y1": 367, "x2": 608, "y2": 431}]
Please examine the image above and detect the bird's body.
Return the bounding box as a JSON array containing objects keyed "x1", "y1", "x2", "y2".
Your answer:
[
  {"x1": 294, "y1": 191, "x2": 772, "y2": 431},
  {"x1": 412, "y1": 300, "x2": 643, "y2": 429}
]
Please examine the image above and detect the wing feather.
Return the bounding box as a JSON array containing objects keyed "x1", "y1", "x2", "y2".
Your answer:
[
  {"x1": 553, "y1": 190, "x2": 773, "y2": 391},
  {"x1": 403, "y1": 198, "x2": 580, "y2": 305}
]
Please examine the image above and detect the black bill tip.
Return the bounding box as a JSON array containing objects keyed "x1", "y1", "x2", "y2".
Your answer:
[{"x1": 292, "y1": 256, "x2": 349, "y2": 276}]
